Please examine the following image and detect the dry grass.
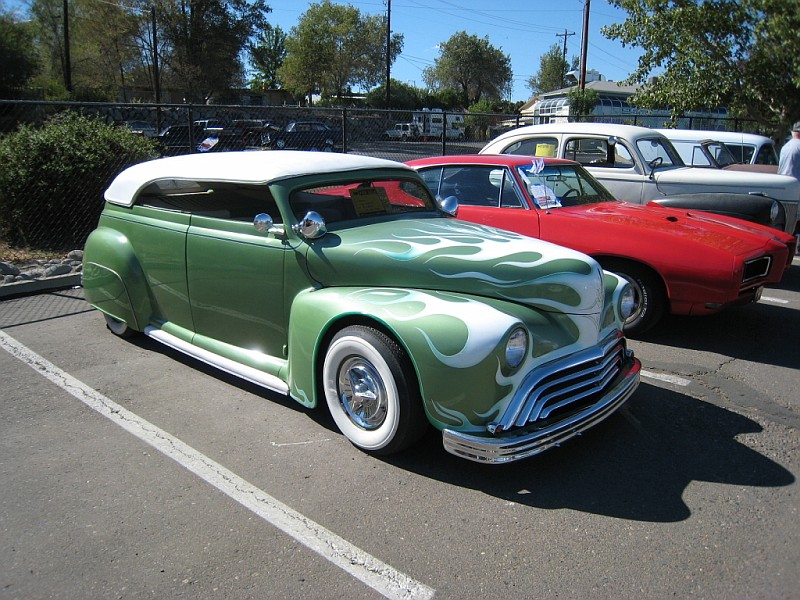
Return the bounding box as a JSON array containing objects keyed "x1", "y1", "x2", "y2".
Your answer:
[{"x1": 0, "y1": 240, "x2": 63, "y2": 265}]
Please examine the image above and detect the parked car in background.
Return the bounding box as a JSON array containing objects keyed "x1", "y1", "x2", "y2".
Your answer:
[
  {"x1": 157, "y1": 124, "x2": 221, "y2": 156},
  {"x1": 385, "y1": 122, "x2": 421, "y2": 141},
  {"x1": 481, "y1": 123, "x2": 800, "y2": 236},
  {"x1": 122, "y1": 120, "x2": 157, "y2": 138},
  {"x1": 215, "y1": 120, "x2": 273, "y2": 150},
  {"x1": 263, "y1": 121, "x2": 343, "y2": 151},
  {"x1": 656, "y1": 129, "x2": 779, "y2": 169},
  {"x1": 408, "y1": 154, "x2": 795, "y2": 335},
  {"x1": 82, "y1": 151, "x2": 641, "y2": 463}
]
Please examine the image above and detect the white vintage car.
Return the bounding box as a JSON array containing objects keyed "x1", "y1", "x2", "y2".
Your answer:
[{"x1": 481, "y1": 122, "x2": 799, "y2": 236}]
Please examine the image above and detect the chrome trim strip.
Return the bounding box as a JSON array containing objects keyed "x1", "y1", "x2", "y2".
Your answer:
[
  {"x1": 144, "y1": 326, "x2": 290, "y2": 395},
  {"x1": 441, "y1": 354, "x2": 641, "y2": 464}
]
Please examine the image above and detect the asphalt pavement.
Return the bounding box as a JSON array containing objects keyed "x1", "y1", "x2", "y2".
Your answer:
[{"x1": 1, "y1": 258, "x2": 798, "y2": 599}]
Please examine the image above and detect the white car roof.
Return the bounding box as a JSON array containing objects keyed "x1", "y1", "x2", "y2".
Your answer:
[
  {"x1": 655, "y1": 129, "x2": 773, "y2": 144},
  {"x1": 105, "y1": 151, "x2": 412, "y2": 206},
  {"x1": 483, "y1": 122, "x2": 666, "y2": 152}
]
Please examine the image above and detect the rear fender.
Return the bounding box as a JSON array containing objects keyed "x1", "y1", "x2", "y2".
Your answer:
[{"x1": 82, "y1": 226, "x2": 152, "y2": 331}]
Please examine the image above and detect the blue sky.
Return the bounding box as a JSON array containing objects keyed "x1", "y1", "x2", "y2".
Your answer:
[
  {"x1": 267, "y1": 0, "x2": 643, "y2": 101},
  {"x1": 2, "y1": 0, "x2": 643, "y2": 102}
]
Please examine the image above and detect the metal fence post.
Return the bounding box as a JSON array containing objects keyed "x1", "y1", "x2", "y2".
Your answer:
[{"x1": 341, "y1": 107, "x2": 348, "y2": 153}]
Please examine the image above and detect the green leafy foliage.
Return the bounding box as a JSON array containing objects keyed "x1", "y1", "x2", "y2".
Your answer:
[
  {"x1": 0, "y1": 13, "x2": 41, "y2": 93},
  {"x1": 0, "y1": 113, "x2": 159, "y2": 250},
  {"x1": 280, "y1": 0, "x2": 403, "y2": 103},
  {"x1": 422, "y1": 31, "x2": 512, "y2": 107},
  {"x1": 567, "y1": 88, "x2": 600, "y2": 120},
  {"x1": 527, "y1": 44, "x2": 579, "y2": 96},
  {"x1": 603, "y1": 0, "x2": 800, "y2": 138}
]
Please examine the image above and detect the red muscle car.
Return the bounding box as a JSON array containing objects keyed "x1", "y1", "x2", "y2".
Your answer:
[{"x1": 407, "y1": 154, "x2": 795, "y2": 335}]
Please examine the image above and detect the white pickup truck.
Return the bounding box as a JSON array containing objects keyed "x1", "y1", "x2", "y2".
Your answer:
[{"x1": 481, "y1": 122, "x2": 799, "y2": 235}]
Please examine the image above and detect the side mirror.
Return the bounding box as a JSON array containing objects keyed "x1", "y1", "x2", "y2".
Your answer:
[
  {"x1": 438, "y1": 195, "x2": 459, "y2": 216},
  {"x1": 253, "y1": 213, "x2": 285, "y2": 236},
  {"x1": 293, "y1": 211, "x2": 327, "y2": 239}
]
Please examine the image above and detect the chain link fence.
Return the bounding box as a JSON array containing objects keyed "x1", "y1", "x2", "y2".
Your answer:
[{"x1": 0, "y1": 98, "x2": 771, "y2": 263}]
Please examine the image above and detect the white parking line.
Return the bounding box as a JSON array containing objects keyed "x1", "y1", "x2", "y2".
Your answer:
[
  {"x1": 761, "y1": 296, "x2": 789, "y2": 305},
  {"x1": 641, "y1": 369, "x2": 691, "y2": 387},
  {"x1": 0, "y1": 330, "x2": 435, "y2": 600}
]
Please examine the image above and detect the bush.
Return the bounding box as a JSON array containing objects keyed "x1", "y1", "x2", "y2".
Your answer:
[{"x1": 0, "y1": 112, "x2": 159, "y2": 250}]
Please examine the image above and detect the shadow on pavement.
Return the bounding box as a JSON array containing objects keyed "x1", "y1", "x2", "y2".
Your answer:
[{"x1": 381, "y1": 382, "x2": 795, "y2": 523}]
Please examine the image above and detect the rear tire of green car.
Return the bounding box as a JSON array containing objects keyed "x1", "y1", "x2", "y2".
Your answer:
[
  {"x1": 104, "y1": 313, "x2": 138, "y2": 339},
  {"x1": 323, "y1": 325, "x2": 428, "y2": 455}
]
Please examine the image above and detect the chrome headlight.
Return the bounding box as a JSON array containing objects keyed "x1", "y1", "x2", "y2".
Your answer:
[
  {"x1": 505, "y1": 327, "x2": 528, "y2": 368},
  {"x1": 770, "y1": 200, "x2": 780, "y2": 223},
  {"x1": 619, "y1": 283, "x2": 637, "y2": 320}
]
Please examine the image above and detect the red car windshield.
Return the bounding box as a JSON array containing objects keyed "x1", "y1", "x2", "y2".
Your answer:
[{"x1": 515, "y1": 163, "x2": 616, "y2": 208}]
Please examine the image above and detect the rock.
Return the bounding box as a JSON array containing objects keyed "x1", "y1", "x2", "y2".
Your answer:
[
  {"x1": 44, "y1": 264, "x2": 74, "y2": 277},
  {"x1": 0, "y1": 261, "x2": 21, "y2": 276}
]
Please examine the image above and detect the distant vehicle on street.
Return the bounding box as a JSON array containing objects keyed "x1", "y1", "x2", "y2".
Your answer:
[
  {"x1": 384, "y1": 122, "x2": 421, "y2": 141},
  {"x1": 122, "y1": 120, "x2": 157, "y2": 138},
  {"x1": 413, "y1": 108, "x2": 465, "y2": 140},
  {"x1": 263, "y1": 121, "x2": 343, "y2": 152}
]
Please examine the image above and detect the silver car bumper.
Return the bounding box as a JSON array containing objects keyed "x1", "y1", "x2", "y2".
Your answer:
[{"x1": 441, "y1": 352, "x2": 641, "y2": 464}]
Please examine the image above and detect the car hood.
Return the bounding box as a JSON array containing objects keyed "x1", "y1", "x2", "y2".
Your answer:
[
  {"x1": 653, "y1": 167, "x2": 800, "y2": 201},
  {"x1": 564, "y1": 201, "x2": 783, "y2": 254},
  {"x1": 304, "y1": 217, "x2": 606, "y2": 316}
]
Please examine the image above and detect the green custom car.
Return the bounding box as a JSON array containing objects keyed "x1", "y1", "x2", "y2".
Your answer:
[{"x1": 83, "y1": 151, "x2": 641, "y2": 463}]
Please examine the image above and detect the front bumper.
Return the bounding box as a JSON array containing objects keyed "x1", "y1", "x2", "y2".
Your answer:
[{"x1": 441, "y1": 351, "x2": 641, "y2": 464}]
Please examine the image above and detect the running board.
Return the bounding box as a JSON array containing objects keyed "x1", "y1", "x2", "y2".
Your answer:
[{"x1": 144, "y1": 326, "x2": 290, "y2": 395}]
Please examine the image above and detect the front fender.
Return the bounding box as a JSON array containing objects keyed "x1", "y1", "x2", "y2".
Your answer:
[
  {"x1": 287, "y1": 287, "x2": 596, "y2": 433},
  {"x1": 82, "y1": 226, "x2": 152, "y2": 331}
]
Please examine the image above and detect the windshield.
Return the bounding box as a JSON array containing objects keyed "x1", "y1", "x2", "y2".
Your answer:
[
  {"x1": 636, "y1": 137, "x2": 684, "y2": 169},
  {"x1": 515, "y1": 161, "x2": 616, "y2": 208},
  {"x1": 290, "y1": 178, "x2": 437, "y2": 224}
]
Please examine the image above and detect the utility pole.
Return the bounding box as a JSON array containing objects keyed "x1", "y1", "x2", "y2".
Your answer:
[
  {"x1": 62, "y1": 0, "x2": 72, "y2": 92},
  {"x1": 579, "y1": 0, "x2": 590, "y2": 90},
  {"x1": 385, "y1": 0, "x2": 391, "y2": 107},
  {"x1": 556, "y1": 29, "x2": 575, "y2": 88}
]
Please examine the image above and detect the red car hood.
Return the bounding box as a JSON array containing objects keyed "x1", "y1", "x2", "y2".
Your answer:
[{"x1": 564, "y1": 201, "x2": 788, "y2": 256}]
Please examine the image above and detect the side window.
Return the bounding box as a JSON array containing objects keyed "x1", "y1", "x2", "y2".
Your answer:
[
  {"x1": 755, "y1": 144, "x2": 778, "y2": 165},
  {"x1": 503, "y1": 137, "x2": 559, "y2": 158},
  {"x1": 440, "y1": 166, "x2": 521, "y2": 208},
  {"x1": 138, "y1": 182, "x2": 280, "y2": 222},
  {"x1": 564, "y1": 138, "x2": 635, "y2": 169}
]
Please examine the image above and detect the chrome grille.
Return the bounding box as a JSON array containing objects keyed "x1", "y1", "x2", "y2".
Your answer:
[
  {"x1": 488, "y1": 335, "x2": 626, "y2": 434},
  {"x1": 742, "y1": 256, "x2": 772, "y2": 283}
]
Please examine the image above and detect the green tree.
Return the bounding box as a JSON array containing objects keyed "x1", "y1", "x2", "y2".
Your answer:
[
  {"x1": 365, "y1": 79, "x2": 420, "y2": 110},
  {"x1": 280, "y1": 0, "x2": 403, "y2": 103},
  {"x1": 0, "y1": 12, "x2": 40, "y2": 93},
  {"x1": 155, "y1": 0, "x2": 270, "y2": 102},
  {"x1": 527, "y1": 43, "x2": 579, "y2": 96},
  {"x1": 567, "y1": 88, "x2": 599, "y2": 121},
  {"x1": 248, "y1": 23, "x2": 286, "y2": 91},
  {"x1": 422, "y1": 31, "x2": 512, "y2": 107},
  {"x1": 603, "y1": 0, "x2": 800, "y2": 139}
]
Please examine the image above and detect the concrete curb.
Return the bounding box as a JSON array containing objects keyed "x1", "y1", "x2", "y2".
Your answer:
[{"x1": 0, "y1": 274, "x2": 83, "y2": 300}]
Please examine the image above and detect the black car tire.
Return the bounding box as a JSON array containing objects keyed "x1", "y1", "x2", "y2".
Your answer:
[
  {"x1": 600, "y1": 259, "x2": 666, "y2": 336},
  {"x1": 322, "y1": 325, "x2": 428, "y2": 455}
]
